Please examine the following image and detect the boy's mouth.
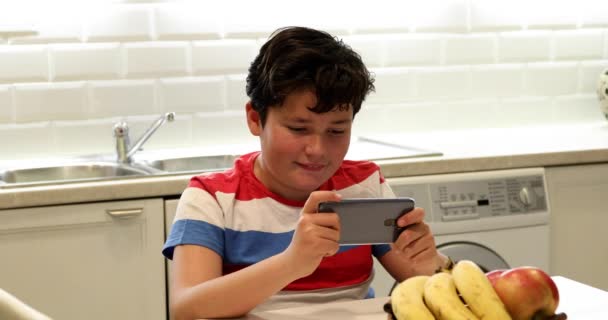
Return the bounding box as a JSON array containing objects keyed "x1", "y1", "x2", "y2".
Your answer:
[{"x1": 297, "y1": 162, "x2": 325, "y2": 171}]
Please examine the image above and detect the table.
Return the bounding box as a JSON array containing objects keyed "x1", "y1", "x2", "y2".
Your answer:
[{"x1": 244, "y1": 276, "x2": 608, "y2": 319}]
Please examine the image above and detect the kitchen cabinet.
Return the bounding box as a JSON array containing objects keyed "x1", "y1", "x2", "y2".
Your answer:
[
  {"x1": 546, "y1": 163, "x2": 608, "y2": 291},
  {"x1": 0, "y1": 199, "x2": 167, "y2": 320},
  {"x1": 164, "y1": 199, "x2": 179, "y2": 286},
  {"x1": 164, "y1": 198, "x2": 179, "y2": 316}
]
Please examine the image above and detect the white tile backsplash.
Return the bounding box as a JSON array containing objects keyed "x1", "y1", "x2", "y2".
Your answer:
[
  {"x1": 51, "y1": 118, "x2": 116, "y2": 156},
  {"x1": 444, "y1": 34, "x2": 496, "y2": 64},
  {"x1": 469, "y1": 0, "x2": 525, "y2": 31},
  {"x1": 191, "y1": 40, "x2": 258, "y2": 75},
  {"x1": 159, "y1": 77, "x2": 225, "y2": 113},
  {"x1": 0, "y1": 122, "x2": 54, "y2": 158},
  {"x1": 524, "y1": 2, "x2": 579, "y2": 29},
  {"x1": 498, "y1": 97, "x2": 554, "y2": 126},
  {"x1": 351, "y1": 103, "x2": 423, "y2": 134},
  {"x1": 85, "y1": 5, "x2": 152, "y2": 42},
  {"x1": 415, "y1": 66, "x2": 471, "y2": 100},
  {"x1": 154, "y1": 3, "x2": 222, "y2": 40},
  {"x1": 579, "y1": 1, "x2": 608, "y2": 27},
  {"x1": 553, "y1": 29, "x2": 605, "y2": 60},
  {"x1": 225, "y1": 74, "x2": 248, "y2": 111},
  {"x1": 341, "y1": 35, "x2": 385, "y2": 68},
  {"x1": 411, "y1": 0, "x2": 468, "y2": 33},
  {"x1": 471, "y1": 64, "x2": 524, "y2": 98},
  {"x1": 441, "y1": 99, "x2": 500, "y2": 129},
  {"x1": 192, "y1": 111, "x2": 254, "y2": 146},
  {"x1": 14, "y1": 82, "x2": 87, "y2": 123},
  {"x1": 220, "y1": 1, "x2": 289, "y2": 38},
  {"x1": 51, "y1": 43, "x2": 122, "y2": 80},
  {"x1": 498, "y1": 31, "x2": 551, "y2": 62},
  {"x1": 365, "y1": 68, "x2": 416, "y2": 104},
  {"x1": 89, "y1": 79, "x2": 156, "y2": 118},
  {"x1": 384, "y1": 34, "x2": 442, "y2": 66},
  {"x1": 604, "y1": 30, "x2": 608, "y2": 59},
  {"x1": 0, "y1": 0, "x2": 606, "y2": 160},
  {"x1": 11, "y1": 13, "x2": 82, "y2": 44},
  {"x1": 0, "y1": 86, "x2": 13, "y2": 123},
  {"x1": 580, "y1": 61, "x2": 608, "y2": 93},
  {"x1": 341, "y1": 2, "x2": 410, "y2": 34},
  {"x1": 0, "y1": 45, "x2": 48, "y2": 83},
  {"x1": 524, "y1": 62, "x2": 579, "y2": 96},
  {"x1": 0, "y1": 5, "x2": 36, "y2": 34},
  {"x1": 553, "y1": 95, "x2": 606, "y2": 123},
  {"x1": 125, "y1": 42, "x2": 188, "y2": 77}
]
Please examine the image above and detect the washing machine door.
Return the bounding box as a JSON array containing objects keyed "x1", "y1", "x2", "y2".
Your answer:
[{"x1": 438, "y1": 241, "x2": 510, "y2": 272}]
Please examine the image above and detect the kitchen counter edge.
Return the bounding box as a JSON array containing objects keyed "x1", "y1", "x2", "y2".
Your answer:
[{"x1": 1, "y1": 148, "x2": 607, "y2": 210}]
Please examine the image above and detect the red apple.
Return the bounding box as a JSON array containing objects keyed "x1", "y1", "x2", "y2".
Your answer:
[
  {"x1": 486, "y1": 269, "x2": 506, "y2": 286},
  {"x1": 491, "y1": 266, "x2": 559, "y2": 320}
]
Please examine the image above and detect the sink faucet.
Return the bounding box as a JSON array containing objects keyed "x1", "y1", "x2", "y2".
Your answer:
[{"x1": 113, "y1": 112, "x2": 175, "y2": 164}]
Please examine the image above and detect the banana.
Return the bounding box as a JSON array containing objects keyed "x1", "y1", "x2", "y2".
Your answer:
[
  {"x1": 424, "y1": 272, "x2": 479, "y2": 320},
  {"x1": 390, "y1": 275, "x2": 434, "y2": 320},
  {"x1": 452, "y1": 260, "x2": 512, "y2": 320}
]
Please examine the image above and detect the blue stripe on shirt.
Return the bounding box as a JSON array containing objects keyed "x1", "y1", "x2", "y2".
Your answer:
[
  {"x1": 163, "y1": 219, "x2": 392, "y2": 263},
  {"x1": 162, "y1": 219, "x2": 224, "y2": 259}
]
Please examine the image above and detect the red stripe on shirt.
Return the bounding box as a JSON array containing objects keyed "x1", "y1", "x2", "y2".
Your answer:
[
  {"x1": 188, "y1": 152, "x2": 383, "y2": 206},
  {"x1": 222, "y1": 245, "x2": 373, "y2": 291}
]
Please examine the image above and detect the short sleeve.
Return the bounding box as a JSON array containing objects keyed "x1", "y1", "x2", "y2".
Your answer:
[{"x1": 162, "y1": 187, "x2": 226, "y2": 260}]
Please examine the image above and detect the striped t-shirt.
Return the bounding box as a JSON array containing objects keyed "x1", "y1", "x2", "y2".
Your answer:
[{"x1": 162, "y1": 151, "x2": 395, "y2": 311}]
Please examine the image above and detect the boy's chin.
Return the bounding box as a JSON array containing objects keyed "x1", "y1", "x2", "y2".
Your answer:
[{"x1": 292, "y1": 179, "x2": 326, "y2": 193}]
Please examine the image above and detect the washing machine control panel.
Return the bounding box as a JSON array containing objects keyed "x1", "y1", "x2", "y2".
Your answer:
[{"x1": 389, "y1": 173, "x2": 547, "y2": 222}]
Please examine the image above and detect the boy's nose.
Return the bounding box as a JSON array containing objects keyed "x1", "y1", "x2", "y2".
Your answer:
[{"x1": 304, "y1": 134, "x2": 325, "y2": 156}]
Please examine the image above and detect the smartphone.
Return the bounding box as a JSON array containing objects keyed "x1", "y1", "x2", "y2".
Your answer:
[{"x1": 317, "y1": 197, "x2": 415, "y2": 245}]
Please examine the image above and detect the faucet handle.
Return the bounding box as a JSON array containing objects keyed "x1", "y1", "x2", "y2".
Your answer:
[
  {"x1": 113, "y1": 121, "x2": 129, "y2": 137},
  {"x1": 165, "y1": 112, "x2": 175, "y2": 122}
]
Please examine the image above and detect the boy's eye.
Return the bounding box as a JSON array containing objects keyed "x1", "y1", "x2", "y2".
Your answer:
[
  {"x1": 287, "y1": 126, "x2": 306, "y2": 132},
  {"x1": 329, "y1": 129, "x2": 346, "y2": 135}
]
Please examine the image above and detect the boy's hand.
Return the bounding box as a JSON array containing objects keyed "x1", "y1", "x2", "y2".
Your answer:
[
  {"x1": 391, "y1": 207, "x2": 443, "y2": 275},
  {"x1": 284, "y1": 191, "x2": 342, "y2": 279}
]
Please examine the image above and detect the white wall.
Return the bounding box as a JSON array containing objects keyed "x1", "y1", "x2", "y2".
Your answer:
[{"x1": 0, "y1": 0, "x2": 607, "y2": 160}]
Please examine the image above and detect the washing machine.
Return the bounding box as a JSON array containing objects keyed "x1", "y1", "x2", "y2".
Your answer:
[{"x1": 372, "y1": 167, "x2": 551, "y2": 297}]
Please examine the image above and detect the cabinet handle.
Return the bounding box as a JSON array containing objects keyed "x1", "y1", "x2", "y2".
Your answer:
[{"x1": 106, "y1": 208, "x2": 143, "y2": 219}]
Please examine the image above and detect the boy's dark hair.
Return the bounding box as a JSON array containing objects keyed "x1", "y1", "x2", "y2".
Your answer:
[{"x1": 246, "y1": 26, "x2": 375, "y2": 125}]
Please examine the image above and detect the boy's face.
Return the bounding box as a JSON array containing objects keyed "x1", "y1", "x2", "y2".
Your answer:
[{"x1": 247, "y1": 89, "x2": 352, "y2": 201}]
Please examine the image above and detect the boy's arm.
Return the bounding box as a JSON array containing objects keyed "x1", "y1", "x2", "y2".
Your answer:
[
  {"x1": 169, "y1": 191, "x2": 342, "y2": 320},
  {"x1": 170, "y1": 245, "x2": 297, "y2": 319}
]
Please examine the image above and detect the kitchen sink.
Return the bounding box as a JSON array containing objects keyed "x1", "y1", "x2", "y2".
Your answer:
[
  {"x1": 0, "y1": 136, "x2": 443, "y2": 188},
  {"x1": 0, "y1": 162, "x2": 151, "y2": 185},
  {"x1": 141, "y1": 154, "x2": 238, "y2": 173}
]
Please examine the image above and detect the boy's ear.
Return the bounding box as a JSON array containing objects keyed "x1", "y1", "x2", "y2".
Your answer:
[{"x1": 246, "y1": 102, "x2": 262, "y2": 136}]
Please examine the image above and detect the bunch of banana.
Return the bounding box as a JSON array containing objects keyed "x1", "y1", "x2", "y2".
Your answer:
[
  {"x1": 451, "y1": 260, "x2": 511, "y2": 320},
  {"x1": 389, "y1": 259, "x2": 512, "y2": 320},
  {"x1": 390, "y1": 275, "x2": 434, "y2": 320}
]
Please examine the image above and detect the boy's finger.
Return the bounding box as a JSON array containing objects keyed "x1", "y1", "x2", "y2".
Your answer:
[
  {"x1": 302, "y1": 191, "x2": 342, "y2": 215},
  {"x1": 396, "y1": 207, "x2": 425, "y2": 227}
]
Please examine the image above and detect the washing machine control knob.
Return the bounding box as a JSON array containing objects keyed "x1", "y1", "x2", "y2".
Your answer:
[{"x1": 518, "y1": 187, "x2": 535, "y2": 207}]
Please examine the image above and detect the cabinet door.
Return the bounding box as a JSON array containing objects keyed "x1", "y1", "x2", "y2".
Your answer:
[
  {"x1": 0, "y1": 199, "x2": 166, "y2": 320},
  {"x1": 164, "y1": 199, "x2": 179, "y2": 313},
  {"x1": 546, "y1": 163, "x2": 608, "y2": 291}
]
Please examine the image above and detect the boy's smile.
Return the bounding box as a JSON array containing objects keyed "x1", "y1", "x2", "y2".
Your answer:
[{"x1": 246, "y1": 89, "x2": 353, "y2": 201}]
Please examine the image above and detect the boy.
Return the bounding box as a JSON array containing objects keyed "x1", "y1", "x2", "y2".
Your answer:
[{"x1": 162, "y1": 26, "x2": 449, "y2": 319}]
